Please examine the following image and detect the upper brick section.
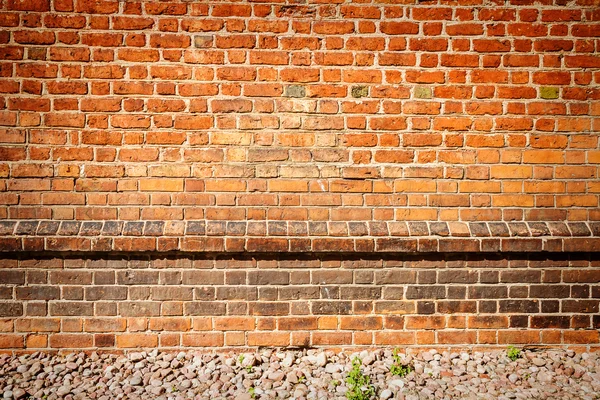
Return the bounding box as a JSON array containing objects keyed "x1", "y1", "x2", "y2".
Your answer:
[{"x1": 1, "y1": 0, "x2": 599, "y2": 252}]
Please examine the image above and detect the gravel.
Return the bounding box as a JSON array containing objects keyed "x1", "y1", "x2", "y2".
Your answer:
[{"x1": 1, "y1": 348, "x2": 599, "y2": 399}]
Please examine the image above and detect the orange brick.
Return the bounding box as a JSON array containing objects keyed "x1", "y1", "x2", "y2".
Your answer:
[{"x1": 116, "y1": 334, "x2": 159, "y2": 348}]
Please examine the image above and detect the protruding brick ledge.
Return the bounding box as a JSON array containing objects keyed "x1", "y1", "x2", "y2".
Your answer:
[{"x1": 1, "y1": 220, "x2": 599, "y2": 253}]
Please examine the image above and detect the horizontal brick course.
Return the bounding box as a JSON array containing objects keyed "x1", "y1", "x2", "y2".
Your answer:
[{"x1": 0, "y1": 254, "x2": 598, "y2": 350}]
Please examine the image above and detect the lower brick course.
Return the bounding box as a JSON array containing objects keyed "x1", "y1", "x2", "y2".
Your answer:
[{"x1": 0, "y1": 253, "x2": 598, "y2": 351}]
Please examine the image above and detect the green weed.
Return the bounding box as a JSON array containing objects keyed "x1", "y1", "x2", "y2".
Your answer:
[{"x1": 345, "y1": 357, "x2": 375, "y2": 400}]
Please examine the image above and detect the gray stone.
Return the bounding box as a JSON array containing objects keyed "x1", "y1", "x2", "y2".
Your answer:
[{"x1": 284, "y1": 85, "x2": 305, "y2": 98}]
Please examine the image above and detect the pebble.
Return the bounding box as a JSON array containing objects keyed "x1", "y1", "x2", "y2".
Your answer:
[{"x1": 0, "y1": 349, "x2": 598, "y2": 399}]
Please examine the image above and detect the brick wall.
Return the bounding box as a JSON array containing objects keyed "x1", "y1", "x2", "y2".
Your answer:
[{"x1": 0, "y1": 0, "x2": 599, "y2": 351}]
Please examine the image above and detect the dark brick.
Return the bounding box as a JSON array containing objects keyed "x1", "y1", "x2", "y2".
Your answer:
[
  {"x1": 389, "y1": 222, "x2": 409, "y2": 236},
  {"x1": 447, "y1": 286, "x2": 466, "y2": 299},
  {"x1": 430, "y1": 222, "x2": 449, "y2": 236},
  {"x1": 247, "y1": 221, "x2": 266, "y2": 236},
  {"x1": 58, "y1": 221, "x2": 81, "y2": 235},
  {"x1": 530, "y1": 285, "x2": 570, "y2": 298},
  {"x1": 225, "y1": 271, "x2": 246, "y2": 285},
  {"x1": 247, "y1": 238, "x2": 288, "y2": 252},
  {"x1": 470, "y1": 222, "x2": 490, "y2": 237},
  {"x1": 116, "y1": 271, "x2": 159, "y2": 285},
  {"x1": 501, "y1": 270, "x2": 541, "y2": 283},
  {"x1": 37, "y1": 221, "x2": 59, "y2": 235},
  {"x1": 0, "y1": 221, "x2": 16, "y2": 235},
  {"x1": 26, "y1": 302, "x2": 46, "y2": 316},
  {"x1": 16, "y1": 286, "x2": 60, "y2": 300},
  {"x1": 49, "y1": 302, "x2": 94, "y2": 316},
  {"x1": 15, "y1": 221, "x2": 39, "y2": 235},
  {"x1": 348, "y1": 222, "x2": 368, "y2": 236},
  {"x1": 499, "y1": 300, "x2": 539, "y2": 313},
  {"x1": 368, "y1": 221, "x2": 389, "y2": 236},
  {"x1": 312, "y1": 270, "x2": 351, "y2": 284},
  {"x1": 215, "y1": 286, "x2": 257, "y2": 301},
  {"x1": 94, "y1": 271, "x2": 115, "y2": 285},
  {"x1": 376, "y1": 238, "x2": 418, "y2": 252},
  {"x1": 508, "y1": 222, "x2": 530, "y2": 237},
  {"x1": 312, "y1": 301, "x2": 352, "y2": 315},
  {"x1": 479, "y1": 270, "x2": 499, "y2": 283},
  {"x1": 528, "y1": 222, "x2": 550, "y2": 236},
  {"x1": 144, "y1": 221, "x2": 165, "y2": 236},
  {"x1": 227, "y1": 221, "x2": 246, "y2": 236},
  {"x1": 123, "y1": 222, "x2": 144, "y2": 236},
  {"x1": 102, "y1": 221, "x2": 123, "y2": 235},
  {"x1": 562, "y1": 300, "x2": 598, "y2": 313},
  {"x1": 341, "y1": 286, "x2": 381, "y2": 299},
  {"x1": 509, "y1": 315, "x2": 529, "y2": 328},
  {"x1": 469, "y1": 286, "x2": 507, "y2": 299},
  {"x1": 406, "y1": 286, "x2": 446, "y2": 299},
  {"x1": 63, "y1": 286, "x2": 84, "y2": 300},
  {"x1": 159, "y1": 271, "x2": 181, "y2": 285},
  {"x1": 439, "y1": 239, "x2": 480, "y2": 252},
  {"x1": 488, "y1": 222, "x2": 510, "y2": 237},
  {"x1": 501, "y1": 238, "x2": 542, "y2": 252},
  {"x1": 258, "y1": 287, "x2": 278, "y2": 301},
  {"x1": 207, "y1": 221, "x2": 226, "y2": 235},
  {"x1": 0, "y1": 287, "x2": 11, "y2": 299},
  {"x1": 50, "y1": 271, "x2": 92, "y2": 285},
  {"x1": 438, "y1": 270, "x2": 477, "y2": 284},
  {"x1": 541, "y1": 300, "x2": 560, "y2": 313},
  {"x1": 152, "y1": 287, "x2": 193, "y2": 301},
  {"x1": 308, "y1": 221, "x2": 328, "y2": 235},
  {"x1": 548, "y1": 222, "x2": 571, "y2": 236},
  {"x1": 182, "y1": 271, "x2": 223, "y2": 285},
  {"x1": 375, "y1": 270, "x2": 416, "y2": 284},
  {"x1": 85, "y1": 286, "x2": 128, "y2": 301},
  {"x1": 119, "y1": 301, "x2": 161, "y2": 316},
  {"x1": 417, "y1": 270, "x2": 436, "y2": 284},
  {"x1": 382, "y1": 286, "x2": 404, "y2": 299},
  {"x1": 509, "y1": 286, "x2": 528, "y2": 298},
  {"x1": 569, "y1": 222, "x2": 591, "y2": 236},
  {"x1": 479, "y1": 301, "x2": 497, "y2": 313},
  {"x1": 571, "y1": 315, "x2": 590, "y2": 329},
  {"x1": 0, "y1": 302, "x2": 22, "y2": 317},
  {"x1": 96, "y1": 303, "x2": 117, "y2": 316},
  {"x1": 248, "y1": 271, "x2": 290, "y2": 285},
  {"x1": 531, "y1": 315, "x2": 570, "y2": 329},
  {"x1": 320, "y1": 286, "x2": 339, "y2": 299},
  {"x1": 279, "y1": 286, "x2": 320, "y2": 300},
  {"x1": 194, "y1": 287, "x2": 215, "y2": 300},
  {"x1": 417, "y1": 301, "x2": 435, "y2": 314},
  {"x1": 438, "y1": 300, "x2": 476, "y2": 313},
  {"x1": 408, "y1": 222, "x2": 428, "y2": 236},
  {"x1": 80, "y1": 222, "x2": 103, "y2": 236},
  {"x1": 0, "y1": 270, "x2": 24, "y2": 284},
  {"x1": 571, "y1": 285, "x2": 590, "y2": 298}
]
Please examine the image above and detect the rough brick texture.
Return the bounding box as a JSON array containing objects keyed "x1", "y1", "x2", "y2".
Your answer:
[
  {"x1": 0, "y1": 255, "x2": 599, "y2": 350},
  {"x1": 1, "y1": 0, "x2": 600, "y2": 350}
]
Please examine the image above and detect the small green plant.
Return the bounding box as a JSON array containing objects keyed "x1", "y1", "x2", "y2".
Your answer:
[
  {"x1": 298, "y1": 375, "x2": 305, "y2": 383},
  {"x1": 507, "y1": 345, "x2": 521, "y2": 361},
  {"x1": 346, "y1": 357, "x2": 375, "y2": 400},
  {"x1": 331, "y1": 379, "x2": 340, "y2": 387},
  {"x1": 249, "y1": 386, "x2": 256, "y2": 399},
  {"x1": 246, "y1": 365, "x2": 253, "y2": 373},
  {"x1": 238, "y1": 354, "x2": 245, "y2": 364},
  {"x1": 390, "y1": 349, "x2": 413, "y2": 377}
]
